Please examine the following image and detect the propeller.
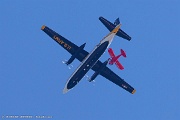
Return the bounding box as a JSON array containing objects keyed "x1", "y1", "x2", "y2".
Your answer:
[
  {"x1": 83, "y1": 74, "x2": 96, "y2": 86},
  {"x1": 91, "y1": 79, "x2": 96, "y2": 86},
  {"x1": 68, "y1": 64, "x2": 73, "y2": 69},
  {"x1": 62, "y1": 59, "x2": 73, "y2": 69},
  {"x1": 62, "y1": 59, "x2": 67, "y2": 64},
  {"x1": 84, "y1": 74, "x2": 90, "y2": 81}
]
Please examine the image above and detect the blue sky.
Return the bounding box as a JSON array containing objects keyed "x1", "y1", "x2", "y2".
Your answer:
[{"x1": 0, "y1": 0, "x2": 180, "y2": 120}]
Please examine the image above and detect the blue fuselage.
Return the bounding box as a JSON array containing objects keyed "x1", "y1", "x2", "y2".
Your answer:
[{"x1": 66, "y1": 41, "x2": 109, "y2": 89}]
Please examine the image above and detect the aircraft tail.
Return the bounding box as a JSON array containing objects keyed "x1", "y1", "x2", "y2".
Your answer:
[
  {"x1": 114, "y1": 18, "x2": 120, "y2": 26},
  {"x1": 120, "y1": 49, "x2": 126, "y2": 58},
  {"x1": 99, "y1": 16, "x2": 131, "y2": 41}
]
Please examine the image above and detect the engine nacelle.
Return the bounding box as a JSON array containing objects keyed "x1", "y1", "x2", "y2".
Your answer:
[
  {"x1": 66, "y1": 55, "x2": 76, "y2": 65},
  {"x1": 89, "y1": 59, "x2": 109, "y2": 82},
  {"x1": 90, "y1": 71, "x2": 99, "y2": 82},
  {"x1": 66, "y1": 43, "x2": 86, "y2": 65}
]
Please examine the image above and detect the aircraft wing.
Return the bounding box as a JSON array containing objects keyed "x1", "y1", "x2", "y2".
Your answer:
[
  {"x1": 41, "y1": 25, "x2": 135, "y2": 94},
  {"x1": 41, "y1": 25, "x2": 88, "y2": 62},
  {"x1": 115, "y1": 60, "x2": 124, "y2": 70},
  {"x1": 91, "y1": 61, "x2": 135, "y2": 94}
]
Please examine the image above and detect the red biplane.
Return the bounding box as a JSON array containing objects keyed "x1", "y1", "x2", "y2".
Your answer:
[{"x1": 108, "y1": 48, "x2": 126, "y2": 70}]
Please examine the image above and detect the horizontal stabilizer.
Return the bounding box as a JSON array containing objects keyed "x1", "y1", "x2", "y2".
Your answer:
[
  {"x1": 120, "y1": 49, "x2": 126, "y2": 58},
  {"x1": 99, "y1": 16, "x2": 131, "y2": 41}
]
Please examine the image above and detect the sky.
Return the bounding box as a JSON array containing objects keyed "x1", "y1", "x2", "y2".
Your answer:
[{"x1": 0, "y1": 0, "x2": 180, "y2": 120}]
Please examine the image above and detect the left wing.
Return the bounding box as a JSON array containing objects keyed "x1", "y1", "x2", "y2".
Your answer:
[{"x1": 41, "y1": 25, "x2": 135, "y2": 94}]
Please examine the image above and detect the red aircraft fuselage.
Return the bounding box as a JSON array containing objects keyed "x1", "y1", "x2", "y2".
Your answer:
[
  {"x1": 108, "y1": 48, "x2": 126, "y2": 70},
  {"x1": 109, "y1": 54, "x2": 121, "y2": 65}
]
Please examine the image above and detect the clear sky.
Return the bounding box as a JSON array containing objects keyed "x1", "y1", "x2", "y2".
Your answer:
[{"x1": 1, "y1": 0, "x2": 180, "y2": 120}]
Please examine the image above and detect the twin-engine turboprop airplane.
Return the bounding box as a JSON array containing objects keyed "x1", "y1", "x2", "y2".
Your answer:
[
  {"x1": 99, "y1": 16, "x2": 131, "y2": 41},
  {"x1": 41, "y1": 24, "x2": 136, "y2": 94},
  {"x1": 108, "y1": 48, "x2": 126, "y2": 70}
]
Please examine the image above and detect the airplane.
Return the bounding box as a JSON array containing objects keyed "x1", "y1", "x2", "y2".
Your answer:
[
  {"x1": 108, "y1": 48, "x2": 126, "y2": 70},
  {"x1": 41, "y1": 25, "x2": 136, "y2": 94},
  {"x1": 99, "y1": 16, "x2": 131, "y2": 41}
]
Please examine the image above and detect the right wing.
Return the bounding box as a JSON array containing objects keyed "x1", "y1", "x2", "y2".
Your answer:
[{"x1": 91, "y1": 61, "x2": 135, "y2": 94}]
